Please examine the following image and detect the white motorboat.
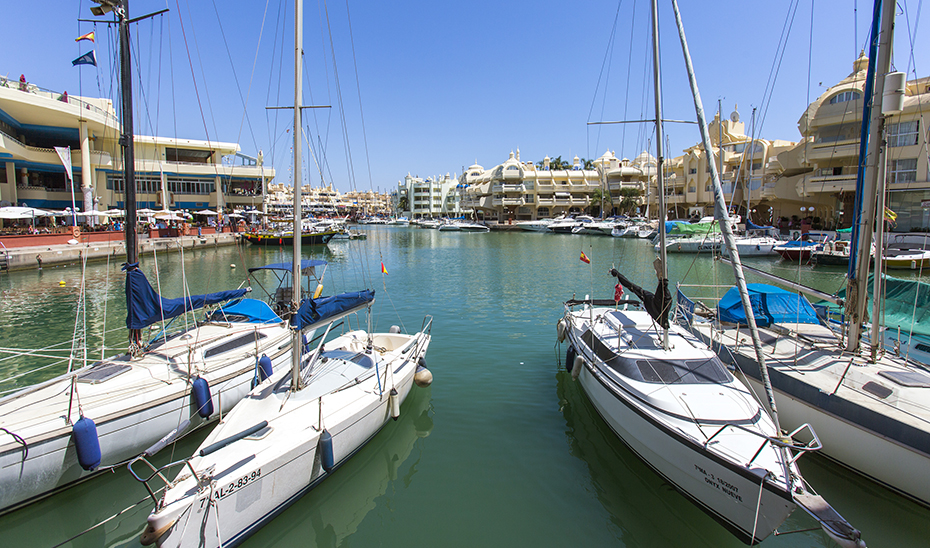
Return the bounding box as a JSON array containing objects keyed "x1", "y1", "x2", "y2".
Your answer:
[
  {"x1": 721, "y1": 235, "x2": 783, "y2": 257},
  {"x1": 559, "y1": 300, "x2": 838, "y2": 544},
  {"x1": 558, "y1": 2, "x2": 863, "y2": 545},
  {"x1": 513, "y1": 219, "x2": 553, "y2": 232},
  {"x1": 437, "y1": 221, "x2": 460, "y2": 231},
  {"x1": 456, "y1": 221, "x2": 490, "y2": 232},
  {"x1": 658, "y1": 234, "x2": 724, "y2": 253},
  {"x1": 548, "y1": 215, "x2": 595, "y2": 234}
]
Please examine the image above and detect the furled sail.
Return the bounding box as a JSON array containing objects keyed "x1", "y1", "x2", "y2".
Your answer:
[
  {"x1": 292, "y1": 290, "x2": 374, "y2": 331},
  {"x1": 123, "y1": 262, "x2": 248, "y2": 329}
]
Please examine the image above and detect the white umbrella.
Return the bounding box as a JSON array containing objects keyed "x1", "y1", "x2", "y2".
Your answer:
[
  {"x1": 0, "y1": 206, "x2": 57, "y2": 219},
  {"x1": 154, "y1": 211, "x2": 186, "y2": 221},
  {"x1": 137, "y1": 208, "x2": 158, "y2": 215},
  {"x1": 227, "y1": 213, "x2": 244, "y2": 219},
  {"x1": 194, "y1": 209, "x2": 220, "y2": 216}
]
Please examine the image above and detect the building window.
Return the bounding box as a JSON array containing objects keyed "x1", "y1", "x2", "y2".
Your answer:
[
  {"x1": 689, "y1": 168, "x2": 697, "y2": 174},
  {"x1": 688, "y1": 186, "x2": 696, "y2": 193},
  {"x1": 705, "y1": 185, "x2": 711, "y2": 192},
  {"x1": 887, "y1": 121, "x2": 919, "y2": 147},
  {"x1": 829, "y1": 90, "x2": 861, "y2": 104},
  {"x1": 889, "y1": 158, "x2": 918, "y2": 184}
]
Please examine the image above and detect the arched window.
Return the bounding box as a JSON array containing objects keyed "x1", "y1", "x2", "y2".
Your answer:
[{"x1": 829, "y1": 91, "x2": 861, "y2": 105}]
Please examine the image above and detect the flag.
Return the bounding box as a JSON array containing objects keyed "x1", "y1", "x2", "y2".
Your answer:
[
  {"x1": 884, "y1": 207, "x2": 897, "y2": 223},
  {"x1": 579, "y1": 251, "x2": 590, "y2": 264},
  {"x1": 381, "y1": 262, "x2": 388, "y2": 275},
  {"x1": 72, "y1": 51, "x2": 97, "y2": 67},
  {"x1": 75, "y1": 31, "x2": 95, "y2": 43}
]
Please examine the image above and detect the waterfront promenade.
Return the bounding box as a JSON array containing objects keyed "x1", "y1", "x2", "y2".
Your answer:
[{"x1": 0, "y1": 231, "x2": 238, "y2": 272}]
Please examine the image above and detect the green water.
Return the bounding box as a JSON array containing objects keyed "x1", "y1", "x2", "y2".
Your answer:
[{"x1": 0, "y1": 228, "x2": 928, "y2": 547}]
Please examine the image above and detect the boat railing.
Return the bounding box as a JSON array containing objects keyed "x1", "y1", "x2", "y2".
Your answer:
[{"x1": 703, "y1": 421, "x2": 823, "y2": 467}]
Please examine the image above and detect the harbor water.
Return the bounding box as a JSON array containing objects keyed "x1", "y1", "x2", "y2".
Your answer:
[{"x1": 1, "y1": 226, "x2": 928, "y2": 547}]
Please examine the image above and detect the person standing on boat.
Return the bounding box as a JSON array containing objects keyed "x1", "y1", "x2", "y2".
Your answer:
[{"x1": 609, "y1": 259, "x2": 671, "y2": 329}]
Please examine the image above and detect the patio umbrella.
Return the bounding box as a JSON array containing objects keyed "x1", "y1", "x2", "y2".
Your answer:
[
  {"x1": 194, "y1": 209, "x2": 220, "y2": 216},
  {"x1": 0, "y1": 206, "x2": 57, "y2": 219}
]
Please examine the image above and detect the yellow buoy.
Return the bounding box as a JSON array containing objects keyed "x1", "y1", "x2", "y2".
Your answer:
[{"x1": 59, "y1": 280, "x2": 66, "y2": 286}]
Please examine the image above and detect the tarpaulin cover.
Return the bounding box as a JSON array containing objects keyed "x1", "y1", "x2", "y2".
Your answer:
[
  {"x1": 292, "y1": 290, "x2": 375, "y2": 330},
  {"x1": 209, "y1": 299, "x2": 282, "y2": 324},
  {"x1": 124, "y1": 263, "x2": 248, "y2": 329},
  {"x1": 665, "y1": 220, "x2": 688, "y2": 233},
  {"x1": 820, "y1": 274, "x2": 930, "y2": 339},
  {"x1": 717, "y1": 283, "x2": 818, "y2": 327},
  {"x1": 669, "y1": 221, "x2": 720, "y2": 235},
  {"x1": 746, "y1": 218, "x2": 774, "y2": 230}
]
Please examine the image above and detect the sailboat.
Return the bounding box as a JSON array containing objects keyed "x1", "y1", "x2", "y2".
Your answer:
[
  {"x1": 0, "y1": 2, "x2": 297, "y2": 516},
  {"x1": 558, "y1": 1, "x2": 862, "y2": 545},
  {"x1": 686, "y1": 0, "x2": 930, "y2": 509},
  {"x1": 130, "y1": 2, "x2": 432, "y2": 546}
]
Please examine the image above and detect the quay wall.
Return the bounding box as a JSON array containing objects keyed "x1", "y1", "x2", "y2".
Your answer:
[{"x1": 0, "y1": 233, "x2": 239, "y2": 272}]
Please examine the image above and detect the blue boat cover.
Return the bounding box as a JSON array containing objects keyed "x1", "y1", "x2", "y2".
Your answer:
[
  {"x1": 208, "y1": 299, "x2": 282, "y2": 324},
  {"x1": 717, "y1": 284, "x2": 818, "y2": 327},
  {"x1": 292, "y1": 290, "x2": 374, "y2": 330},
  {"x1": 665, "y1": 220, "x2": 688, "y2": 233},
  {"x1": 745, "y1": 218, "x2": 774, "y2": 230},
  {"x1": 123, "y1": 263, "x2": 248, "y2": 330},
  {"x1": 778, "y1": 240, "x2": 819, "y2": 248},
  {"x1": 248, "y1": 259, "x2": 327, "y2": 273}
]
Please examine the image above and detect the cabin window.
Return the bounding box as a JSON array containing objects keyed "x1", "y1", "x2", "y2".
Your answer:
[
  {"x1": 887, "y1": 121, "x2": 919, "y2": 147},
  {"x1": 204, "y1": 332, "x2": 267, "y2": 359},
  {"x1": 635, "y1": 358, "x2": 732, "y2": 385}
]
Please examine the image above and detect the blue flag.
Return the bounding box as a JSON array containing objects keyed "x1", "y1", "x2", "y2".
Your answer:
[{"x1": 72, "y1": 51, "x2": 96, "y2": 67}]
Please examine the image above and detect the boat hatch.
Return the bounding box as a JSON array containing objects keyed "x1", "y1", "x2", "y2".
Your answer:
[
  {"x1": 862, "y1": 382, "x2": 893, "y2": 399},
  {"x1": 321, "y1": 350, "x2": 374, "y2": 369},
  {"x1": 878, "y1": 370, "x2": 930, "y2": 388},
  {"x1": 204, "y1": 332, "x2": 268, "y2": 359},
  {"x1": 77, "y1": 362, "x2": 132, "y2": 384}
]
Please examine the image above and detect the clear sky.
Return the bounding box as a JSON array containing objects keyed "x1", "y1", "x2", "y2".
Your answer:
[{"x1": 1, "y1": 1, "x2": 925, "y2": 195}]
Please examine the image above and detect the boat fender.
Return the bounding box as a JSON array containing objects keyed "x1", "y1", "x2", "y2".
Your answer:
[
  {"x1": 72, "y1": 416, "x2": 101, "y2": 471},
  {"x1": 258, "y1": 354, "x2": 273, "y2": 382},
  {"x1": 390, "y1": 325, "x2": 401, "y2": 334},
  {"x1": 389, "y1": 388, "x2": 401, "y2": 420},
  {"x1": 313, "y1": 283, "x2": 323, "y2": 299},
  {"x1": 556, "y1": 319, "x2": 567, "y2": 343},
  {"x1": 320, "y1": 430, "x2": 335, "y2": 472},
  {"x1": 565, "y1": 346, "x2": 576, "y2": 372},
  {"x1": 414, "y1": 356, "x2": 433, "y2": 387},
  {"x1": 571, "y1": 356, "x2": 584, "y2": 380},
  {"x1": 192, "y1": 377, "x2": 214, "y2": 419}
]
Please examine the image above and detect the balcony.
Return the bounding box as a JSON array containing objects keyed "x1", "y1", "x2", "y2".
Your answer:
[
  {"x1": 491, "y1": 183, "x2": 526, "y2": 193},
  {"x1": 806, "y1": 140, "x2": 859, "y2": 161}
]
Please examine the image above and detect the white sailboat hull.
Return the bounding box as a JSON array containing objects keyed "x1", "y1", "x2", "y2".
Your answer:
[
  {"x1": 0, "y1": 322, "x2": 291, "y2": 514},
  {"x1": 738, "y1": 366, "x2": 930, "y2": 507},
  {"x1": 145, "y1": 330, "x2": 429, "y2": 548}
]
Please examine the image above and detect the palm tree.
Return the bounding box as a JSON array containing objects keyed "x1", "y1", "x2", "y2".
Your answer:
[
  {"x1": 398, "y1": 196, "x2": 409, "y2": 214},
  {"x1": 588, "y1": 187, "x2": 610, "y2": 217},
  {"x1": 617, "y1": 187, "x2": 642, "y2": 216}
]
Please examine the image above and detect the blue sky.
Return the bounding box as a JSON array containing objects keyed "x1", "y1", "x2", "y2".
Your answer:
[{"x1": 2, "y1": 1, "x2": 925, "y2": 194}]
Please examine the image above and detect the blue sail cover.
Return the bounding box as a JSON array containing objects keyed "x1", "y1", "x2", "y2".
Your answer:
[
  {"x1": 208, "y1": 299, "x2": 282, "y2": 324},
  {"x1": 745, "y1": 218, "x2": 774, "y2": 231},
  {"x1": 247, "y1": 259, "x2": 327, "y2": 273},
  {"x1": 123, "y1": 263, "x2": 248, "y2": 329},
  {"x1": 292, "y1": 290, "x2": 375, "y2": 330},
  {"x1": 717, "y1": 284, "x2": 818, "y2": 327}
]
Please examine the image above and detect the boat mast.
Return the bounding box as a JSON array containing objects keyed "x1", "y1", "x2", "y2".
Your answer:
[
  {"x1": 671, "y1": 0, "x2": 781, "y2": 431},
  {"x1": 650, "y1": 0, "x2": 669, "y2": 349},
  {"x1": 847, "y1": 0, "x2": 894, "y2": 354},
  {"x1": 291, "y1": 0, "x2": 304, "y2": 391}
]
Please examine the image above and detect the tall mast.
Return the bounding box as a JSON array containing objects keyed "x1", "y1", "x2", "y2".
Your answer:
[
  {"x1": 672, "y1": 0, "x2": 781, "y2": 431},
  {"x1": 847, "y1": 0, "x2": 894, "y2": 353},
  {"x1": 117, "y1": 0, "x2": 138, "y2": 267},
  {"x1": 290, "y1": 0, "x2": 304, "y2": 390},
  {"x1": 651, "y1": 0, "x2": 669, "y2": 349}
]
